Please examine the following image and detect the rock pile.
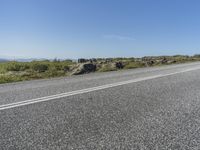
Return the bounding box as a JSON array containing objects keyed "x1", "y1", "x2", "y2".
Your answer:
[{"x1": 72, "y1": 63, "x2": 96, "y2": 75}]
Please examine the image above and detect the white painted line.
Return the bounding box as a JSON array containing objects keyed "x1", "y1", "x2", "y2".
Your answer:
[{"x1": 1, "y1": 66, "x2": 200, "y2": 111}]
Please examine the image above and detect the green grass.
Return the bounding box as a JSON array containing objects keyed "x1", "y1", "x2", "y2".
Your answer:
[
  {"x1": 124, "y1": 62, "x2": 145, "y2": 69},
  {"x1": 0, "y1": 60, "x2": 74, "y2": 84},
  {"x1": 0, "y1": 75, "x2": 24, "y2": 84},
  {"x1": 98, "y1": 64, "x2": 117, "y2": 72}
]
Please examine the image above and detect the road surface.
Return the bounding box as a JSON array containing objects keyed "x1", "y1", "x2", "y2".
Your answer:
[{"x1": 1, "y1": 62, "x2": 200, "y2": 149}]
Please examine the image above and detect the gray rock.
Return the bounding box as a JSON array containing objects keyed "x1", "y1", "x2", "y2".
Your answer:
[
  {"x1": 72, "y1": 63, "x2": 96, "y2": 75},
  {"x1": 115, "y1": 62, "x2": 124, "y2": 69}
]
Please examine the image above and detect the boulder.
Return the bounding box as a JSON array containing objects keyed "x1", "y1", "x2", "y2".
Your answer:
[
  {"x1": 115, "y1": 62, "x2": 124, "y2": 69},
  {"x1": 146, "y1": 60, "x2": 155, "y2": 66},
  {"x1": 72, "y1": 63, "x2": 96, "y2": 75},
  {"x1": 161, "y1": 57, "x2": 168, "y2": 64}
]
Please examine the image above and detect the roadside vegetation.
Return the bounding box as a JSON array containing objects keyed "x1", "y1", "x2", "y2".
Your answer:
[
  {"x1": 0, "y1": 59, "x2": 74, "y2": 83},
  {"x1": 0, "y1": 55, "x2": 200, "y2": 84}
]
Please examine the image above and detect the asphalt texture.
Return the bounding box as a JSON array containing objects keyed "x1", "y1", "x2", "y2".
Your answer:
[{"x1": 1, "y1": 62, "x2": 200, "y2": 149}]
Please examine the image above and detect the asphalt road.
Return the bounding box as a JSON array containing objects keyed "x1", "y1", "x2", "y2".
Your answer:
[{"x1": 1, "y1": 62, "x2": 200, "y2": 149}]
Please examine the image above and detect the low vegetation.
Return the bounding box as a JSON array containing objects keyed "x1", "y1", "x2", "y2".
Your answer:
[
  {"x1": 0, "y1": 55, "x2": 200, "y2": 84},
  {"x1": 0, "y1": 59, "x2": 73, "y2": 83}
]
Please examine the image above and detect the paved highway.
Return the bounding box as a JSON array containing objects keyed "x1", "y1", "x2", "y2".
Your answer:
[{"x1": 1, "y1": 62, "x2": 200, "y2": 149}]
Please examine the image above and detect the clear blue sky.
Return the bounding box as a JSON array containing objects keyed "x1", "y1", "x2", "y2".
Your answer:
[{"x1": 0, "y1": 0, "x2": 200, "y2": 59}]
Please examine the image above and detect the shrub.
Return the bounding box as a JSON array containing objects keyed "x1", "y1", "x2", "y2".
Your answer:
[
  {"x1": 194, "y1": 54, "x2": 200, "y2": 58},
  {"x1": 5, "y1": 62, "x2": 30, "y2": 71},
  {"x1": 31, "y1": 63, "x2": 49, "y2": 72},
  {"x1": 63, "y1": 65, "x2": 70, "y2": 72},
  {"x1": 0, "y1": 75, "x2": 23, "y2": 84}
]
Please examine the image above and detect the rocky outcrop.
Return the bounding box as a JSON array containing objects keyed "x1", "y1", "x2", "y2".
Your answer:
[
  {"x1": 72, "y1": 63, "x2": 96, "y2": 75},
  {"x1": 145, "y1": 60, "x2": 155, "y2": 66},
  {"x1": 161, "y1": 57, "x2": 168, "y2": 64},
  {"x1": 115, "y1": 62, "x2": 124, "y2": 69}
]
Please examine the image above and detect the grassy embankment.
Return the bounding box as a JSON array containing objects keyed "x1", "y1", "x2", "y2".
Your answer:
[
  {"x1": 0, "y1": 55, "x2": 200, "y2": 84},
  {"x1": 0, "y1": 60, "x2": 73, "y2": 84}
]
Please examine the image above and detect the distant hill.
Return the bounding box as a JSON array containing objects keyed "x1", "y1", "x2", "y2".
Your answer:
[
  {"x1": 13, "y1": 58, "x2": 40, "y2": 62},
  {"x1": 0, "y1": 58, "x2": 9, "y2": 62},
  {"x1": 0, "y1": 58, "x2": 46, "y2": 62}
]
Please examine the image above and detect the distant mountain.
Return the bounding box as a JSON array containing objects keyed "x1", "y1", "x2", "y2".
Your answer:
[
  {"x1": 13, "y1": 58, "x2": 43, "y2": 62},
  {"x1": 0, "y1": 57, "x2": 75, "y2": 62},
  {"x1": 0, "y1": 58, "x2": 9, "y2": 62},
  {"x1": 0, "y1": 58, "x2": 47, "y2": 62}
]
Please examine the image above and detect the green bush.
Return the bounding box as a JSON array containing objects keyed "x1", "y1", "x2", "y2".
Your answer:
[
  {"x1": 4, "y1": 62, "x2": 30, "y2": 71},
  {"x1": 31, "y1": 63, "x2": 49, "y2": 72}
]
